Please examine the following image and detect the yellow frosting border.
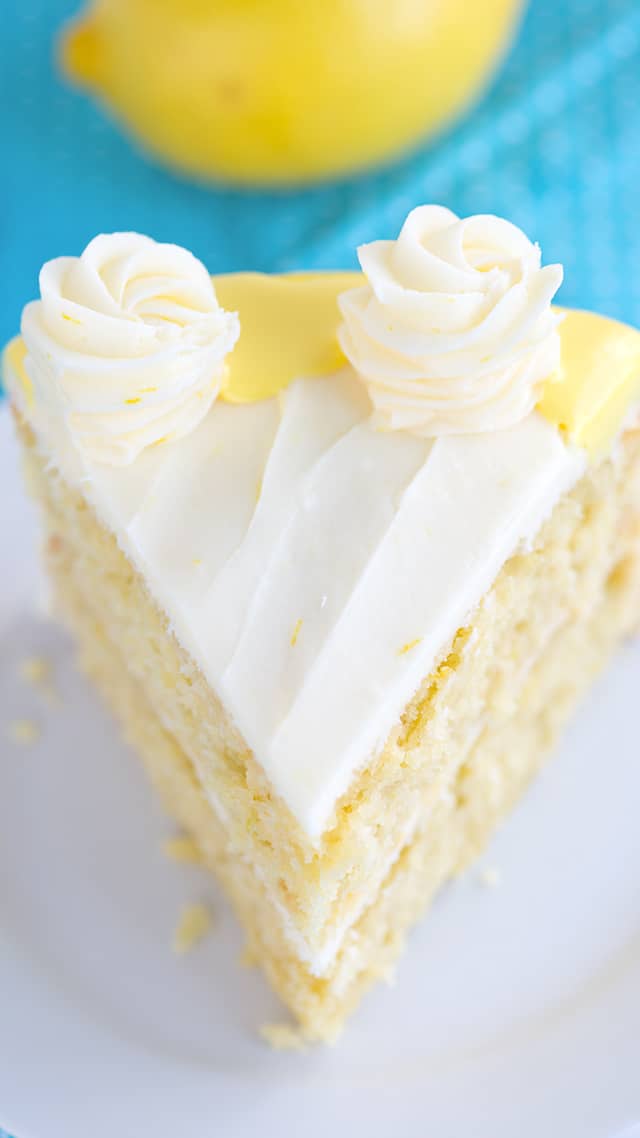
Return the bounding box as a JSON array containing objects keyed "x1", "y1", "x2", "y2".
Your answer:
[
  {"x1": 213, "y1": 275, "x2": 640, "y2": 458},
  {"x1": 214, "y1": 270, "x2": 362, "y2": 404},
  {"x1": 538, "y1": 308, "x2": 640, "y2": 457},
  {"x1": 4, "y1": 274, "x2": 640, "y2": 461}
]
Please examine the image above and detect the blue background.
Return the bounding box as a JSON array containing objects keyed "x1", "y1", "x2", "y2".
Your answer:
[
  {"x1": 1, "y1": 0, "x2": 639, "y2": 1133},
  {"x1": 2, "y1": 0, "x2": 640, "y2": 355}
]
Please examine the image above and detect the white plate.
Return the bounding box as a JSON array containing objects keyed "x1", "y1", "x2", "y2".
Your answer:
[{"x1": 1, "y1": 403, "x2": 640, "y2": 1138}]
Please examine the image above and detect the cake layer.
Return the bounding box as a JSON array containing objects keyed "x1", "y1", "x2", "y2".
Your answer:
[
  {"x1": 16, "y1": 413, "x2": 640, "y2": 987},
  {"x1": 9, "y1": 220, "x2": 640, "y2": 1047},
  {"x1": 35, "y1": 426, "x2": 640, "y2": 1039}
]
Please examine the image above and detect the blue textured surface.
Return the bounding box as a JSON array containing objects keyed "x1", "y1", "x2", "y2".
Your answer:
[
  {"x1": 2, "y1": 0, "x2": 640, "y2": 355},
  {"x1": 1, "y1": 0, "x2": 640, "y2": 1134}
]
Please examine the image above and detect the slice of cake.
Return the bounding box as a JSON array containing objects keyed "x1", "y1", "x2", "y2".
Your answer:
[{"x1": 5, "y1": 209, "x2": 640, "y2": 1042}]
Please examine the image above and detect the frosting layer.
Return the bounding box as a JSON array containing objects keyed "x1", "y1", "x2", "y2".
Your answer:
[
  {"x1": 338, "y1": 205, "x2": 563, "y2": 436},
  {"x1": 6, "y1": 248, "x2": 640, "y2": 839},
  {"x1": 21, "y1": 233, "x2": 239, "y2": 465},
  {"x1": 4, "y1": 342, "x2": 583, "y2": 838}
]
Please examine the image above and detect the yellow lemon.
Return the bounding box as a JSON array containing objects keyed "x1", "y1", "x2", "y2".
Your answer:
[{"x1": 60, "y1": 0, "x2": 524, "y2": 186}]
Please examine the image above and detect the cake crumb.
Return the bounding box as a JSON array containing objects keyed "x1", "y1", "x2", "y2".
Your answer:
[
  {"x1": 46, "y1": 533, "x2": 64, "y2": 556},
  {"x1": 163, "y1": 835, "x2": 203, "y2": 865},
  {"x1": 172, "y1": 903, "x2": 213, "y2": 954},
  {"x1": 240, "y1": 942, "x2": 258, "y2": 969},
  {"x1": 19, "y1": 655, "x2": 50, "y2": 685},
  {"x1": 18, "y1": 654, "x2": 59, "y2": 704},
  {"x1": 478, "y1": 866, "x2": 502, "y2": 889},
  {"x1": 7, "y1": 719, "x2": 40, "y2": 746},
  {"x1": 259, "y1": 1022, "x2": 307, "y2": 1051}
]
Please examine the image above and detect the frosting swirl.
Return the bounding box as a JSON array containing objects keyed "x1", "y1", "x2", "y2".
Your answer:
[
  {"x1": 21, "y1": 233, "x2": 239, "y2": 464},
  {"x1": 338, "y1": 205, "x2": 564, "y2": 436}
]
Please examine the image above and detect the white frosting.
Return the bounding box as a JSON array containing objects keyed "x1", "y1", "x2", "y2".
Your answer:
[
  {"x1": 5, "y1": 347, "x2": 584, "y2": 840},
  {"x1": 338, "y1": 205, "x2": 564, "y2": 436},
  {"x1": 20, "y1": 233, "x2": 239, "y2": 465}
]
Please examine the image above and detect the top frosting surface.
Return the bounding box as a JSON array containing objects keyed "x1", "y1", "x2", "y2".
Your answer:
[
  {"x1": 338, "y1": 205, "x2": 563, "y2": 436},
  {"x1": 20, "y1": 232, "x2": 239, "y2": 464}
]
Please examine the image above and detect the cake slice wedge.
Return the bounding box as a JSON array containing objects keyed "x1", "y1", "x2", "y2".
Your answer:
[{"x1": 5, "y1": 208, "x2": 640, "y2": 1041}]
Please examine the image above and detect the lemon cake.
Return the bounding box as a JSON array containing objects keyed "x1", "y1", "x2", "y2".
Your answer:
[{"x1": 5, "y1": 207, "x2": 640, "y2": 1041}]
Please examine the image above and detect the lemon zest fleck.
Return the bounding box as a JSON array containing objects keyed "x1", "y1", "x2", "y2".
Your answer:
[
  {"x1": 398, "y1": 637, "x2": 422, "y2": 656},
  {"x1": 290, "y1": 618, "x2": 303, "y2": 647}
]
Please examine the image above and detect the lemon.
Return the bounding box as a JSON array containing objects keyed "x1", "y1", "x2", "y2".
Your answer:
[{"x1": 60, "y1": 0, "x2": 524, "y2": 186}]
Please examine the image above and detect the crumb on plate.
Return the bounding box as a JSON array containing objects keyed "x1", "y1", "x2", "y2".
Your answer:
[
  {"x1": 239, "y1": 942, "x2": 258, "y2": 969},
  {"x1": 172, "y1": 902, "x2": 213, "y2": 954},
  {"x1": 18, "y1": 654, "x2": 60, "y2": 704},
  {"x1": 19, "y1": 654, "x2": 51, "y2": 685},
  {"x1": 162, "y1": 834, "x2": 203, "y2": 865},
  {"x1": 7, "y1": 719, "x2": 40, "y2": 746},
  {"x1": 478, "y1": 866, "x2": 502, "y2": 888},
  {"x1": 259, "y1": 1022, "x2": 308, "y2": 1051}
]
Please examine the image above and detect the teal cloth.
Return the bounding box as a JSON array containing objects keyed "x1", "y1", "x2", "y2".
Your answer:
[
  {"x1": 2, "y1": 0, "x2": 640, "y2": 353},
  {"x1": 1, "y1": 0, "x2": 640, "y2": 1133}
]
